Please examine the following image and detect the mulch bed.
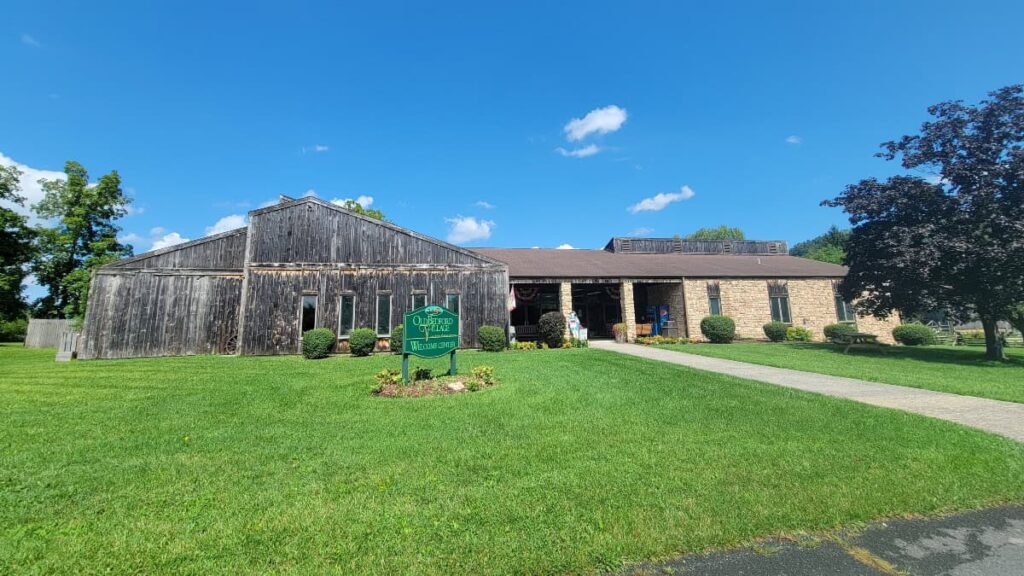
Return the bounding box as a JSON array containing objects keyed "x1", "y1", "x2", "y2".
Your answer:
[{"x1": 373, "y1": 374, "x2": 497, "y2": 398}]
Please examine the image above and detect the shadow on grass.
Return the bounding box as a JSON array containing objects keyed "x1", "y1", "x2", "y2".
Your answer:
[{"x1": 780, "y1": 342, "x2": 1024, "y2": 368}]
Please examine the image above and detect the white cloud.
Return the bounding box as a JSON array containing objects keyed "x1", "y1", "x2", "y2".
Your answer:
[
  {"x1": 21, "y1": 34, "x2": 41, "y2": 47},
  {"x1": 925, "y1": 174, "x2": 949, "y2": 185},
  {"x1": 302, "y1": 144, "x2": 329, "y2": 154},
  {"x1": 205, "y1": 214, "x2": 247, "y2": 236},
  {"x1": 627, "y1": 185, "x2": 696, "y2": 214},
  {"x1": 120, "y1": 227, "x2": 190, "y2": 252},
  {"x1": 0, "y1": 151, "x2": 65, "y2": 214},
  {"x1": 785, "y1": 135, "x2": 802, "y2": 145},
  {"x1": 330, "y1": 195, "x2": 374, "y2": 208},
  {"x1": 151, "y1": 232, "x2": 190, "y2": 250},
  {"x1": 564, "y1": 105, "x2": 628, "y2": 142},
  {"x1": 475, "y1": 200, "x2": 495, "y2": 209},
  {"x1": 555, "y1": 144, "x2": 601, "y2": 158},
  {"x1": 628, "y1": 227, "x2": 654, "y2": 236},
  {"x1": 445, "y1": 216, "x2": 495, "y2": 244},
  {"x1": 555, "y1": 243, "x2": 575, "y2": 249}
]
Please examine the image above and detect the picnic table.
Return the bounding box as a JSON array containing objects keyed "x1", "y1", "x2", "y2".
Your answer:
[{"x1": 832, "y1": 332, "x2": 887, "y2": 354}]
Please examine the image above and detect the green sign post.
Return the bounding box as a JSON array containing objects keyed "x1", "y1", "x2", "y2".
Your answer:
[{"x1": 402, "y1": 305, "x2": 460, "y2": 383}]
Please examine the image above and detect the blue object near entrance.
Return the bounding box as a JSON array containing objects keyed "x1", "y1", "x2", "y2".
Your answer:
[{"x1": 646, "y1": 305, "x2": 671, "y2": 336}]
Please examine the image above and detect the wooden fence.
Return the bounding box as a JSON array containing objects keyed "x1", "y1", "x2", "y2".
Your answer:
[{"x1": 24, "y1": 319, "x2": 73, "y2": 348}]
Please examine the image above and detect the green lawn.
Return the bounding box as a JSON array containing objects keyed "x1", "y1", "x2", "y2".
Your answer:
[
  {"x1": 656, "y1": 342, "x2": 1024, "y2": 404},
  {"x1": 2, "y1": 344, "x2": 1023, "y2": 575}
]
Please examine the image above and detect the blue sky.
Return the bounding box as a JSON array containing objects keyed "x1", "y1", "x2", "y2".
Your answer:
[{"x1": 3, "y1": 1, "x2": 1023, "y2": 258}]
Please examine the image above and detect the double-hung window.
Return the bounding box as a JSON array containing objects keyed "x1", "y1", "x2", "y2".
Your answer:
[
  {"x1": 445, "y1": 293, "x2": 460, "y2": 314},
  {"x1": 338, "y1": 294, "x2": 355, "y2": 337},
  {"x1": 832, "y1": 281, "x2": 856, "y2": 323},
  {"x1": 706, "y1": 282, "x2": 722, "y2": 315},
  {"x1": 767, "y1": 281, "x2": 791, "y2": 324},
  {"x1": 376, "y1": 293, "x2": 392, "y2": 336},
  {"x1": 412, "y1": 292, "x2": 427, "y2": 310}
]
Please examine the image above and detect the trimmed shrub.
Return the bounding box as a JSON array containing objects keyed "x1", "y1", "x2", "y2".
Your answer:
[
  {"x1": 477, "y1": 325, "x2": 506, "y2": 352},
  {"x1": 763, "y1": 321, "x2": 789, "y2": 342},
  {"x1": 785, "y1": 326, "x2": 813, "y2": 342},
  {"x1": 823, "y1": 322, "x2": 858, "y2": 341},
  {"x1": 538, "y1": 312, "x2": 566, "y2": 348},
  {"x1": 349, "y1": 328, "x2": 377, "y2": 356},
  {"x1": 892, "y1": 323, "x2": 938, "y2": 346},
  {"x1": 390, "y1": 324, "x2": 404, "y2": 354},
  {"x1": 700, "y1": 315, "x2": 736, "y2": 344},
  {"x1": 0, "y1": 318, "x2": 28, "y2": 342},
  {"x1": 302, "y1": 328, "x2": 336, "y2": 359}
]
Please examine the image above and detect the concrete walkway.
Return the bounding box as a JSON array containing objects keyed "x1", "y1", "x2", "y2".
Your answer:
[{"x1": 590, "y1": 341, "x2": 1024, "y2": 443}]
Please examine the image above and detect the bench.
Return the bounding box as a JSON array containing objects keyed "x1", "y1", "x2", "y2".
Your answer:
[{"x1": 832, "y1": 332, "x2": 887, "y2": 354}]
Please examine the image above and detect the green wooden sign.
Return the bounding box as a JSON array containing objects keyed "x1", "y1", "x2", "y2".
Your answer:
[{"x1": 402, "y1": 305, "x2": 459, "y2": 384}]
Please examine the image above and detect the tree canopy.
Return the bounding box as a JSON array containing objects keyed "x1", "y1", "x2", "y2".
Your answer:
[
  {"x1": 338, "y1": 199, "x2": 386, "y2": 221},
  {"x1": 825, "y1": 85, "x2": 1024, "y2": 360},
  {"x1": 685, "y1": 225, "x2": 745, "y2": 241},
  {"x1": 31, "y1": 161, "x2": 133, "y2": 320},
  {"x1": 0, "y1": 165, "x2": 35, "y2": 320},
  {"x1": 789, "y1": 226, "x2": 850, "y2": 265}
]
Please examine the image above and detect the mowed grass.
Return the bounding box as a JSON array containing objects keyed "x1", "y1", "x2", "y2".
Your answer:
[
  {"x1": 1, "y1": 344, "x2": 1023, "y2": 575},
  {"x1": 657, "y1": 342, "x2": 1024, "y2": 404}
]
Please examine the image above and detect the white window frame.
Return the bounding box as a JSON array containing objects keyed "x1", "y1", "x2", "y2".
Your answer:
[
  {"x1": 376, "y1": 293, "x2": 392, "y2": 337},
  {"x1": 337, "y1": 293, "x2": 355, "y2": 338}
]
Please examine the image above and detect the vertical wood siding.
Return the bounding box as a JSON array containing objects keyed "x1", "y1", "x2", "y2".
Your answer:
[
  {"x1": 79, "y1": 271, "x2": 242, "y2": 359},
  {"x1": 24, "y1": 319, "x2": 73, "y2": 348},
  {"x1": 239, "y1": 267, "x2": 509, "y2": 355},
  {"x1": 80, "y1": 198, "x2": 510, "y2": 359}
]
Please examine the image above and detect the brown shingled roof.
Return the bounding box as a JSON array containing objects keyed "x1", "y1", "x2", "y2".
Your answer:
[{"x1": 469, "y1": 248, "x2": 847, "y2": 279}]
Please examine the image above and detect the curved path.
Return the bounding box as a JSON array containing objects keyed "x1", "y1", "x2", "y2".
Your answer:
[{"x1": 591, "y1": 341, "x2": 1024, "y2": 443}]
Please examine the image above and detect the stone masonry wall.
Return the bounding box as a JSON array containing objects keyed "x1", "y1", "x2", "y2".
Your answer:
[{"x1": 682, "y1": 278, "x2": 900, "y2": 343}]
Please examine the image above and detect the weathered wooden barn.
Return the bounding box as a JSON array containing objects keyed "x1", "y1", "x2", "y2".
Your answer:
[{"x1": 79, "y1": 197, "x2": 510, "y2": 359}]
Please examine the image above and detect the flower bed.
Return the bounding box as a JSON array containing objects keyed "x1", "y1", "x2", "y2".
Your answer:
[{"x1": 372, "y1": 365, "x2": 498, "y2": 398}]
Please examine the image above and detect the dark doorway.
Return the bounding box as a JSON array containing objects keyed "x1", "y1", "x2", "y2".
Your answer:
[{"x1": 571, "y1": 284, "x2": 622, "y2": 339}]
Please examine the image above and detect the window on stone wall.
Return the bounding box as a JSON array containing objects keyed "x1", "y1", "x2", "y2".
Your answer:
[
  {"x1": 338, "y1": 294, "x2": 355, "y2": 337},
  {"x1": 767, "y1": 281, "x2": 791, "y2": 323},
  {"x1": 706, "y1": 282, "x2": 722, "y2": 315},
  {"x1": 832, "y1": 281, "x2": 856, "y2": 323},
  {"x1": 376, "y1": 293, "x2": 392, "y2": 336},
  {"x1": 412, "y1": 292, "x2": 427, "y2": 310}
]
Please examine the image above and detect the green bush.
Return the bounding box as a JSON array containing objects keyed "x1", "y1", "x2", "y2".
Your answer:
[
  {"x1": 763, "y1": 321, "x2": 789, "y2": 342},
  {"x1": 785, "y1": 326, "x2": 813, "y2": 342},
  {"x1": 823, "y1": 323, "x2": 858, "y2": 341},
  {"x1": 700, "y1": 315, "x2": 736, "y2": 343},
  {"x1": 470, "y1": 365, "x2": 495, "y2": 385},
  {"x1": 511, "y1": 341, "x2": 537, "y2": 351},
  {"x1": 389, "y1": 324, "x2": 404, "y2": 354},
  {"x1": 349, "y1": 328, "x2": 377, "y2": 356},
  {"x1": 538, "y1": 312, "x2": 566, "y2": 348},
  {"x1": 892, "y1": 323, "x2": 938, "y2": 346},
  {"x1": 477, "y1": 325, "x2": 506, "y2": 351},
  {"x1": 373, "y1": 368, "x2": 402, "y2": 393},
  {"x1": 301, "y1": 328, "x2": 336, "y2": 359},
  {"x1": 412, "y1": 366, "x2": 433, "y2": 381},
  {"x1": 0, "y1": 318, "x2": 28, "y2": 342}
]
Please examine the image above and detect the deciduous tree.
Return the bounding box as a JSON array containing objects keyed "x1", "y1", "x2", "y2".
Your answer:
[
  {"x1": 825, "y1": 85, "x2": 1024, "y2": 360},
  {"x1": 31, "y1": 161, "x2": 133, "y2": 320},
  {"x1": 685, "y1": 225, "x2": 745, "y2": 240},
  {"x1": 0, "y1": 165, "x2": 35, "y2": 320},
  {"x1": 790, "y1": 226, "x2": 849, "y2": 264}
]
